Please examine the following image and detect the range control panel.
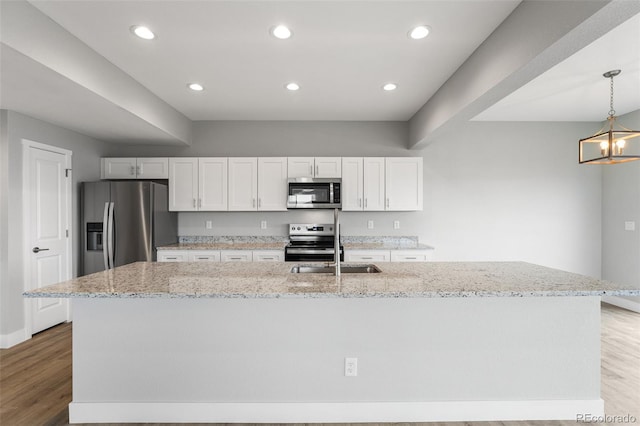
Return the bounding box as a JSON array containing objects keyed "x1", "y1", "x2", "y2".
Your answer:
[{"x1": 288, "y1": 223, "x2": 335, "y2": 236}]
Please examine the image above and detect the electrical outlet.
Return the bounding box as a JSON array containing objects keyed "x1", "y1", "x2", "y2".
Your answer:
[
  {"x1": 205, "y1": 220, "x2": 212, "y2": 229},
  {"x1": 367, "y1": 220, "x2": 374, "y2": 229},
  {"x1": 625, "y1": 221, "x2": 636, "y2": 231},
  {"x1": 345, "y1": 357, "x2": 358, "y2": 377},
  {"x1": 393, "y1": 220, "x2": 400, "y2": 229},
  {"x1": 261, "y1": 220, "x2": 267, "y2": 229}
]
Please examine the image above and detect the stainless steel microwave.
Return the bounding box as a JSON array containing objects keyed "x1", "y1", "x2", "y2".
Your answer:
[{"x1": 287, "y1": 178, "x2": 342, "y2": 209}]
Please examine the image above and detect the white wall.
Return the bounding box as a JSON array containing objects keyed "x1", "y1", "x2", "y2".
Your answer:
[
  {"x1": 0, "y1": 110, "x2": 109, "y2": 342},
  {"x1": 110, "y1": 119, "x2": 603, "y2": 277},
  {"x1": 601, "y1": 109, "x2": 640, "y2": 308}
]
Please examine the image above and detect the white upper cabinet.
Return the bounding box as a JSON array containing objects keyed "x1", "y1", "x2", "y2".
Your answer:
[
  {"x1": 287, "y1": 157, "x2": 315, "y2": 178},
  {"x1": 341, "y1": 157, "x2": 363, "y2": 211},
  {"x1": 102, "y1": 158, "x2": 168, "y2": 179},
  {"x1": 364, "y1": 157, "x2": 386, "y2": 211},
  {"x1": 102, "y1": 158, "x2": 137, "y2": 179},
  {"x1": 314, "y1": 157, "x2": 341, "y2": 178},
  {"x1": 287, "y1": 157, "x2": 341, "y2": 178},
  {"x1": 136, "y1": 158, "x2": 169, "y2": 179},
  {"x1": 199, "y1": 158, "x2": 228, "y2": 211},
  {"x1": 169, "y1": 157, "x2": 227, "y2": 211},
  {"x1": 257, "y1": 157, "x2": 288, "y2": 211},
  {"x1": 385, "y1": 157, "x2": 423, "y2": 211},
  {"x1": 228, "y1": 157, "x2": 258, "y2": 211},
  {"x1": 168, "y1": 158, "x2": 198, "y2": 211}
]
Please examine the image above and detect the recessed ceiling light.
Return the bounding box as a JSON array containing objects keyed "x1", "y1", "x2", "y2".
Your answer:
[
  {"x1": 131, "y1": 25, "x2": 155, "y2": 40},
  {"x1": 382, "y1": 83, "x2": 397, "y2": 91},
  {"x1": 188, "y1": 83, "x2": 204, "y2": 92},
  {"x1": 271, "y1": 25, "x2": 292, "y2": 39},
  {"x1": 409, "y1": 25, "x2": 430, "y2": 40},
  {"x1": 285, "y1": 82, "x2": 300, "y2": 91}
]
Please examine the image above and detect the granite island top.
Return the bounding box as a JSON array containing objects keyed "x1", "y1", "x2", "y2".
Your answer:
[{"x1": 25, "y1": 261, "x2": 640, "y2": 299}]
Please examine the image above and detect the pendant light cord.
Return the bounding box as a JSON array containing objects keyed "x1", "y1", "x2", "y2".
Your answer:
[{"x1": 608, "y1": 74, "x2": 616, "y2": 118}]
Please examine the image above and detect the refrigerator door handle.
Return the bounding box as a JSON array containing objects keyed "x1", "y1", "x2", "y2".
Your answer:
[
  {"x1": 107, "y1": 202, "x2": 115, "y2": 269},
  {"x1": 102, "y1": 202, "x2": 110, "y2": 270}
]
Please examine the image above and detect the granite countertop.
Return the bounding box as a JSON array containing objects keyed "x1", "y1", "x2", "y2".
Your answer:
[{"x1": 24, "y1": 261, "x2": 640, "y2": 299}]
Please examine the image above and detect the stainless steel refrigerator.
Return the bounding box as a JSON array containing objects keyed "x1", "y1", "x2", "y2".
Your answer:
[{"x1": 81, "y1": 181, "x2": 178, "y2": 275}]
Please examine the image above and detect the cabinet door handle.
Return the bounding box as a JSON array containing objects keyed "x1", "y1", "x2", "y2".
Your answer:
[
  {"x1": 252, "y1": 198, "x2": 256, "y2": 208},
  {"x1": 199, "y1": 198, "x2": 202, "y2": 208},
  {"x1": 309, "y1": 165, "x2": 313, "y2": 176},
  {"x1": 258, "y1": 198, "x2": 261, "y2": 208},
  {"x1": 165, "y1": 257, "x2": 177, "y2": 260},
  {"x1": 193, "y1": 199, "x2": 196, "y2": 208},
  {"x1": 361, "y1": 256, "x2": 372, "y2": 260},
  {"x1": 386, "y1": 198, "x2": 390, "y2": 208},
  {"x1": 315, "y1": 165, "x2": 319, "y2": 176},
  {"x1": 137, "y1": 165, "x2": 141, "y2": 175},
  {"x1": 364, "y1": 198, "x2": 368, "y2": 208},
  {"x1": 404, "y1": 257, "x2": 417, "y2": 260},
  {"x1": 130, "y1": 166, "x2": 136, "y2": 176},
  {"x1": 358, "y1": 198, "x2": 362, "y2": 207}
]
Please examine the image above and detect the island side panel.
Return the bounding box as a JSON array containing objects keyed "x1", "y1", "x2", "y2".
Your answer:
[{"x1": 70, "y1": 296, "x2": 601, "y2": 423}]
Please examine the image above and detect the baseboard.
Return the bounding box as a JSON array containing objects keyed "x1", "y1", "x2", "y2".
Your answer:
[
  {"x1": 0, "y1": 328, "x2": 28, "y2": 349},
  {"x1": 603, "y1": 296, "x2": 640, "y2": 313},
  {"x1": 69, "y1": 399, "x2": 604, "y2": 424}
]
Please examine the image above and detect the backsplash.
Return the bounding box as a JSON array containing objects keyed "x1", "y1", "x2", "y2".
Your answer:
[{"x1": 179, "y1": 235, "x2": 422, "y2": 248}]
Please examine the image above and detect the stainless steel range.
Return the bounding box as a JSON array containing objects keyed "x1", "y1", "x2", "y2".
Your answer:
[{"x1": 284, "y1": 223, "x2": 344, "y2": 262}]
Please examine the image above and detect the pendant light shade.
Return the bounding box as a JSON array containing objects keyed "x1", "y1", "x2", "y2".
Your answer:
[{"x1": 579, "y1": 70, "x2": 640, "y2": 164}]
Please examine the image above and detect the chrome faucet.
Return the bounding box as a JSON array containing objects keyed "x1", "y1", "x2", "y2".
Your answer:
[{"x1": 333, "y1": 208, "x2": 341, "y2": 276}]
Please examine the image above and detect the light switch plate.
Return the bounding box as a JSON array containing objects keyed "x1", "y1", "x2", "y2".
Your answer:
[
  {"x1": 367, "y1": 220, "x2": 374, "y2": 229},
  {"x1": 205, "y1": 220, "x2": 212, "y2": 229},
  {"x1": 393, "y1": 220, "x2": 400, "y2": 229},
  {"x1": 261, "y1": 220, "x2": 267, "y2": 229}
]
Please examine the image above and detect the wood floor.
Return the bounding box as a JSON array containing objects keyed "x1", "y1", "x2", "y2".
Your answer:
[{"x1": 1, "y1": 302, "x2": 638, "y2": 426}]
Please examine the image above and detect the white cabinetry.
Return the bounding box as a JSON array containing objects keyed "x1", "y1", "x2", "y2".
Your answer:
[
  {"x1": 220, "y1": 250, "x2": 253, "y2": 262},
  {"x1": 390, "y1": 250, "x2": 433, "y2": 262},
  {"x1": 101, "y1": 158, "x2": 169, "y2": 179},
  {"x1": 228, "y1": 158, "x2": 258, "y2": 211},
  {"x1": 253, "y1": 250, "x2": 284, "y2": 262},
  {"x1": 344, "y1": 250, "x2": 391, "y2": 262},
  {"x1": 364, "y1": 157, "x2": 386, "y2": 211},
  {"x1": 157, "y1": 251, "x2": 189, "y2": 262},
  {"x1": 385, "y1": 157, "x2": 423, "y2": 211},
  {"x1": 287, "y1": 157, "x2": 341, "y2": 178},
  {"x1": 341, "y1": 157, "x2": 385, "y2": 211},
  {"x1": 257, "y1": 157, "x2": 288, "y2": 211},
  {"x1": 168, "y1": 158, "x2": 228, "y2": 211},
  {"x1": 341, "y1": 157, "x2": 363, "y2": 211}
]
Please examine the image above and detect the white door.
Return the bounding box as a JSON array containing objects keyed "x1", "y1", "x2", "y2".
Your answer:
[
  {"x1": 287, "y1": 157, "x2": 314, "y2": 178},
  {"x1": 341, "y1": 157, "x2": 363, "y2": 211},
  {"x1": 200, "y1": 158, "x2": 228, "y2": 211},
  {"x1": 315, "y1": 157, "x2": 342, "y2": 178},
  {"x1": 385, "y1": 157, "x2": 423, "y2": 211},
  {"x1": 363, "y1": 157, "x2": 386, "y2": 211},
  {"x1": 25, "y1": 142, "x2": 71, "y2": 334},
  {"x1": 168, "y1": 158, "x2": 198, "y2": 211},
  {"x1": 257, "y1": 157, "x2": 287, "y2": 211},
  {"x1": 228, "y1": 157, "x2": 258, "y2": 211}
]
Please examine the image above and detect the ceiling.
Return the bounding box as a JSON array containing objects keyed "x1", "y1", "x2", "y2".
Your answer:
[{"x1": 0, "y1": 1, "x2": 639, "y2": 145}]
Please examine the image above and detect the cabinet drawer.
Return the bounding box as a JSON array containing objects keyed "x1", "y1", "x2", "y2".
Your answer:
[
  {"x1": 253, "y1": 250, "x2": 284, "y2": 262},
  {"x1": 188, "y1": 251, "x2": 221, "y2": 262},
  {"x1": 157, "y1": 251, "x2": 187, "y2": 262},
  {"x1": 390, "y1": 250, "x2": 433, "y2": 262},
  {"x1": 220, "y1": 250, "x2": 253, "y2": 262},
  {"x1": 344, "y1": 250, "x2": 390, "y2": 262}
]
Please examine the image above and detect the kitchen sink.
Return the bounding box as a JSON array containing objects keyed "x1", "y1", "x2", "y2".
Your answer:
[{"x1": 289, "y1": 264, "x2": 381, "y2": 274}]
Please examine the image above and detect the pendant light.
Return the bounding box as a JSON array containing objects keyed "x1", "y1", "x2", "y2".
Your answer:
[{"x1": 579, "y1": 70, "x2": 640, "y2": 164}]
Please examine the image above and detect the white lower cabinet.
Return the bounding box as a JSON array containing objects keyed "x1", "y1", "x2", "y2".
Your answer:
[
  {"x1": 253, "y1": 250, "x2": 284, "y2": 262},
  {"x1": 157, "y1": 251, "x2": 189, "y2": 262},
  {"x1": 390, "y1": 250, "x2": 433, "y2": 262},
  {"x1": 220, "y1": 250, "x2": 253, "y2": 262},
  {"x1": 344, "y1": 250, "x2": 391, "y2": 262},
  {"x1": 189, "y1": 251, "x2": 221, "y2": 262},
  {"x1": 345, "y1": 249, "x2": 432, "y2": 262}
]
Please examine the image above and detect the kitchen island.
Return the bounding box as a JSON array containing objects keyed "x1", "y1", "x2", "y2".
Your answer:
[{"x1": 26, "y1": 261, "x2": 640, "y2": 424}]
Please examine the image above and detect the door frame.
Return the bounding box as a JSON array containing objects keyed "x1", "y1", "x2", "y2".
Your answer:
[{"x1": 21, "y1": 139, "x2": 73, "y2": 337}]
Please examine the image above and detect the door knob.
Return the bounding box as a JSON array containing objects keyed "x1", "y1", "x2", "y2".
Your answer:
[{"x1": 32, "y1": 247, "x2": 49, "y2": 253}]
